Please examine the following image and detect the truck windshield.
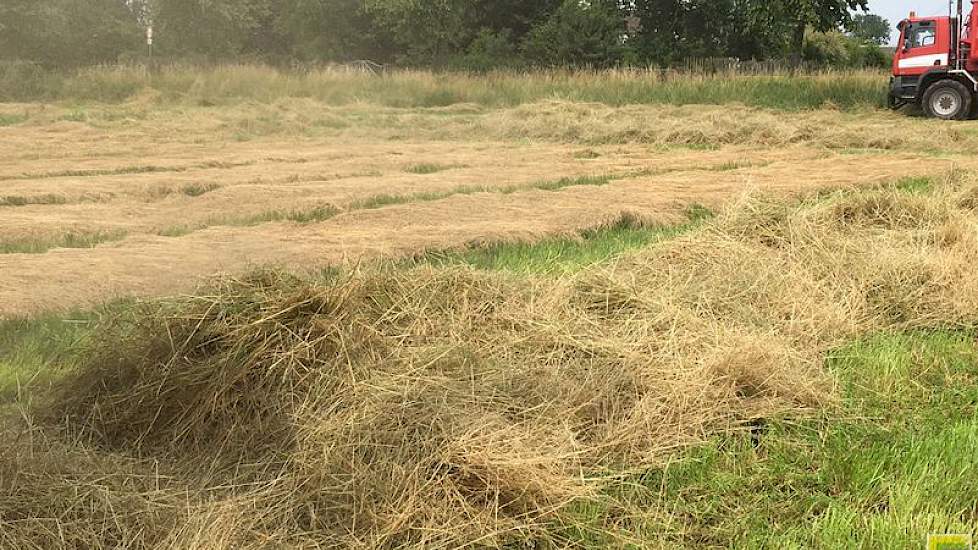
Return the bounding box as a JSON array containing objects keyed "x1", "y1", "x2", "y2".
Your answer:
[{"x1": 905, "y1": 21, "x2": 937, "y2": 49}]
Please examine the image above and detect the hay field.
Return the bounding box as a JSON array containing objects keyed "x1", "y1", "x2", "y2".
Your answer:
[
  {"x1": 4, "y1": 68, "x2": 978, "y2": 548},
  {"x1": 0, "y1": 75, "x2": 971, "y2": 317}
]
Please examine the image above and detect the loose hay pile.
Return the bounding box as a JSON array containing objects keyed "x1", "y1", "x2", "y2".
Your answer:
[{"x1": 4, "y1": 177, "x2": 978, "y2": 549}]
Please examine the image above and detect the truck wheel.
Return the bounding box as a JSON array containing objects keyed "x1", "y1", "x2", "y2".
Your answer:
[{"x1": 923, "y1": 79, "x2": 973, "y2": 120}]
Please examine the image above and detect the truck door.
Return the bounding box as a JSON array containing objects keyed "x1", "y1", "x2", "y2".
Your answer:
[{"x1": 898, "y1": 20, "x2": 948, "y2": 75}]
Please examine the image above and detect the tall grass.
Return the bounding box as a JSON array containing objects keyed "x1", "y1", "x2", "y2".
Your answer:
[
  {"x1": 0, "y1": 313, "x2": 94, "y2": 399},
  {"x1": 0, "y1": 63, "x2": 888, "y2": 111}
]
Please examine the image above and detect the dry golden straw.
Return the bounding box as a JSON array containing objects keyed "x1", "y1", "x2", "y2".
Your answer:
[{"x1": 3, "y1": 173, "x2": 978, "y2": 548}]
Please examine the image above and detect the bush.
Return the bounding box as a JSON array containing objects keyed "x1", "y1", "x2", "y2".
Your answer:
[
  {"x1": 804, "y1": 30, "x2": 891, "y2": 69},
  {"x1": 0, "y1": 0, "x2": 142, "y2": 69},
  {"x1": 453, "y1": 30, "x2": 522, "y2": 71},
  {"x1": 522, "y1": 0, "x2": 631, "y2": 68},
  {"x1": 0, "y1": 61, "x2": 60, "y2": 102},
  {"x1": 845, "y1": 39, "x2": 891, "y2": 69}
]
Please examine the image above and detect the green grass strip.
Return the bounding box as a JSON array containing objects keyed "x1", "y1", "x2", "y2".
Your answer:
[
  {"x1": 0, "y1": 312, "x2": 96, "y2": 400},
  {"x1": 0, "y1": 229, "x2": 128, "y2": 254},
  {"x1": 411, "y1": 205, "x2": 712, "y2": 274},
  {"x1": 560, "y1": 331, "x2": 978, "y2": 548}
]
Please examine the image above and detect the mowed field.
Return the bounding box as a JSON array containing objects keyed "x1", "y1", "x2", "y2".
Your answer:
[
  {"x1": 9, "y1": 69, "x2": 978, "y2": 549},
  {"x1": 0, "y1": 88, "x2": 972, "y2": 316}
]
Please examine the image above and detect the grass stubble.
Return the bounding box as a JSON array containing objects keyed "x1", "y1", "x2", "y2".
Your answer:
[
  {"x1": 2, "y1": 158, "x2": 788, "y2": 256},
  {"x1": 3, "y1": 172, "x2": 978, "y2": 547}
]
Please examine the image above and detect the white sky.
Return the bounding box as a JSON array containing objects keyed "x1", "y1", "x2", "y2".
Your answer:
[{"x1": 871, "y1": 0, "x2": 960, "y2": 44}]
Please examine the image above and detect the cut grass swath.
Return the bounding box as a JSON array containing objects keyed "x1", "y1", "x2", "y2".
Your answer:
[{"x1": 5, "y1": 178, "x2": 978, "y2": 547}]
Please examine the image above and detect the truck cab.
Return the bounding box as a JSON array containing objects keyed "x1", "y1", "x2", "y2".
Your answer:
[{"x1": 890, "y1": 2, "x2": 978, "y2": 119}]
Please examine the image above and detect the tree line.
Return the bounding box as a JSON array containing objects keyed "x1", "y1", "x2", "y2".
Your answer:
[{"x1": 0, "y1": 0, "x2": 892, "y2": 69}]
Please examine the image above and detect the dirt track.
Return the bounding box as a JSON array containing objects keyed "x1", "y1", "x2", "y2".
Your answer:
[{"x1": 0, "y1": 103, "x2": 961, "y2": 317}]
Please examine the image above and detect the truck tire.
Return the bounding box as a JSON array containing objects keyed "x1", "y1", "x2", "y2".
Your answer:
[{"x1": 922, "y1": 79, "x2": 973, "y2": 120}]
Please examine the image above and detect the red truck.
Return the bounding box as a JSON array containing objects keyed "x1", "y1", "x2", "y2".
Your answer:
[{"x1": 890, "y1": 0, "x2": 978, "y2": 119}]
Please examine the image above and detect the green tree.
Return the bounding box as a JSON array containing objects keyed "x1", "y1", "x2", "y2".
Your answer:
[
  {"x1": 679, "y1": 0, "x2": 792, "y2": 60},
  {"x1": 125, "y1": 0, "x2": 153, "y2": 26},
  {"x1": 803, "y1": 30, "x2": 850, "y2": 65},
  {"x1": 778, "y1": 0, "x2": 869, "y2": 64},
  {"x1": 632, "y1": 0, "x2": 686, "y2": 64},
  {"x1": 360, "y1": 0, "x2": 564, "y2": 66},
  {"x1": 804, "y1": 29, "x2": 889, "y2": 68},
  {"x1": 0, "y1": 0, "x2": 141, "y2": 67},
  {"x1": 522, "y1": 0, "x2": 629, "y2": 67},
  {"x1": 468, "y1": 0, "x2": 562, "y2": 38},
  {"x1": 460, "y1": 0, "x2": 563, "y2": 68},
  {"x1": 362, "y1": 0, "x2": 473, "y2": 64},
  {"x1": 633, "y1": 0, "x2": 793, "y2": 64},
  {"x1": 150, "y1": 0, "x2": 274, "y2": 58},
  {"x1": 274, "y1": 0, "x2": 392, "y2": 62},
  {"x1": 456, "y1": 29, "x2": 521, "y2": 70},
  {"x1": 849, "y1": 13, "x2": 891, "y2": 45}
]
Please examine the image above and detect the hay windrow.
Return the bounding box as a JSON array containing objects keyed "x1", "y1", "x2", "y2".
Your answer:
[
  {"x1": 5, "y1": 177, "x2": 978, "y2": 548},
  {"x1": 484, "y1": 101, "x2": 970, "y2": 150}
]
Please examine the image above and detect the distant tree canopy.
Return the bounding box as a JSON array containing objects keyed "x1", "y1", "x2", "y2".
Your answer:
[
  {"x1": 632, "y1": 0, "x2": 794, "y2": 64},
  {"x1": 0, "y1": 0, "x2": 890, "y2": 69},
  {"x1": 522, "y1": 0, "x2": 629, "y2": 67},
  {"x1": 849, "y1": 13, "x2": 892, "y2": 46},
  {"x1": 0, "y1": 0, "x2": 141, "y2": 67}
]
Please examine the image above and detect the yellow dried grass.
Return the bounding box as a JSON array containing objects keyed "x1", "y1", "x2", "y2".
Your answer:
[{"x1": 5, "y1": 173, "x2": 978, "y2": 548}]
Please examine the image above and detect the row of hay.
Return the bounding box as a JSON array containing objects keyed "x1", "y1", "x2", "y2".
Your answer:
[
  {"x1": 23, "y1": 98, "x2": 957, "y2": 153},
  {"x1": 3, "y1": 174, "x2": 978, "y2": 548},
  {"x1": 469, "y1": 101, "x2": 965, "y2": 150},
  {"x1": 205, "y1": 99, "x2": 971, "y2": 151}
]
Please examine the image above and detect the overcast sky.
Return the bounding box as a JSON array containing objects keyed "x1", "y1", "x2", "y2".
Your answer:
[{"x1": 872, "y1": 0, "x2": 957, "y2": 44}]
